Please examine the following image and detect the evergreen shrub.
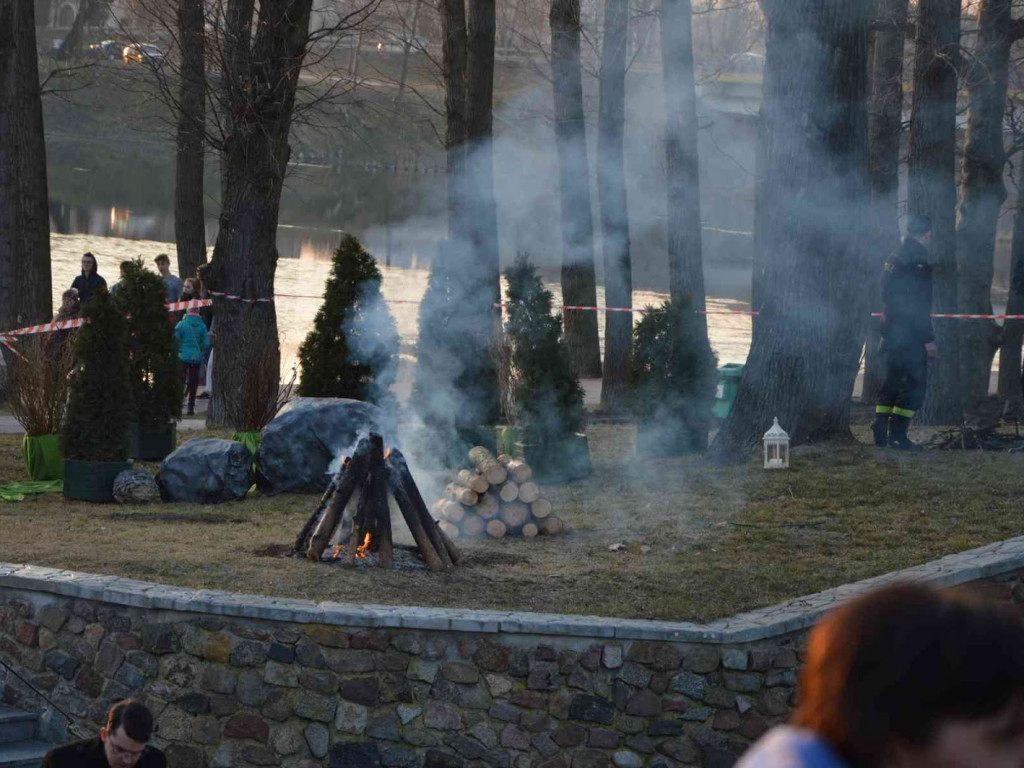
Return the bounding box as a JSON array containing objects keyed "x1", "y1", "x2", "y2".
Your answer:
[
  {"x1": 504, "y1": 256, "x2": 584, "y2": 445},
  {"x1": 630, "y1": 297, "x2": 718, "y2": 453},
  {"x1": 298, "y1": 235, "x2": 398, "y2": 406},
  {"x1": 61, "y1": 287, "x2": 131, "y2": 461},
  {"x1": 115, "y1": 259, "x2": 181, "y2": 426}
]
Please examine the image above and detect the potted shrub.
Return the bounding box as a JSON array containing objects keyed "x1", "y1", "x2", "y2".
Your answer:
[
  {"x1": 504, "y1": 256, "x2": 591, "y2": 482},
  {"x1": 116, "y1": 259, "x2": 181, "y2": 460},
  {"x1": 6, "y1": 333, "x2": 76, "y2": 480},
  {"x1": 62, "y1": 287, "x2": 133, "y2": 501},
  {"x1": 630, "y1": 297, "x2": 718, "y2": 455}
]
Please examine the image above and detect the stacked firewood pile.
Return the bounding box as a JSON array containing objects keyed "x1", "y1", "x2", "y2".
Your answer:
[
  {"x1": 293, "y1": 434, "x2": 460, "y2": 571},
  {"x1": 432, "y1": 447, "x2": 565, "y2": 540}
]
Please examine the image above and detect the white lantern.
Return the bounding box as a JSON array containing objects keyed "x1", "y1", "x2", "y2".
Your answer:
[{"x1": 763, "y1": 417, "x2": 790, "y2": 469}]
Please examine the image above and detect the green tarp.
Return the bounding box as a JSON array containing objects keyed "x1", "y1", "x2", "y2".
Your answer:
[
  {"x1": 22, "y1": 434, "x2": 64, "y2": 481},
  {"x1": 0, "y1": 480, "x2": 63, "y2": 502}
]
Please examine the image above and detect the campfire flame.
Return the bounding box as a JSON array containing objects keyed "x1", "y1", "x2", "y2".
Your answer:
[
  {"x1": 330, "y1": 544, "x2": 343, "y2": 560},
  {"x1": 356, "y1": 532, "x2": 372, "y2": 558}
]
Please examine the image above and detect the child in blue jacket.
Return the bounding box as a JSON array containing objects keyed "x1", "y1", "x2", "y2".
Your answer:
[{"x1": 174, "y1": 308, "x2": 211, "y2": 415}]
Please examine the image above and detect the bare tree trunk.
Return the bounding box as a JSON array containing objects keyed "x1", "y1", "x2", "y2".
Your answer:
[
  {"x1": 207, "y1": 0, "x2": 313, "y2": 430},
  {"x1": 661, "y1": 0, "x2": 708, "y2": 329},
  {"x1": 999, "y1": 201, "x2": 1024, "y2": 411},
  {"x1": 909, "y1": 0, "x2": 962, "y2": 426},
  {"x1": 175, "y1": 0, "x2": 207, "y2": 283},
  {"x1": 955, "y1": 0, "x2": 1024, "y2": 409},
  {"x1": 598, "y1": 0, "x2": 631, "y2": 412},
  {"x1": 0, "y1": 0, "x2": 52, "y2": 333},
  {"x1": 467, "y1": 0, "x2": 500, "y2": 312},
  {"x1": 440, "y1": 0, "x2": 469, "y2": 247},
  {"x1": 710, "y1": 0, "x2": 873, "y2": 459},
  {"x1": 550, "y1": 0, "x2": 602, "y2": 378},
  {"x1": 863, "y1": 0, "x2": 909, "y2": 405},
  {"x1": 394, "y1": 0, "x2": 424, "y2": 106},
  {"x1": 998, "y1": 198, "x2": 1024, "y2": 411},
  {"x1": 58, "y1": 0, "x2": 105, "y2": 59}
]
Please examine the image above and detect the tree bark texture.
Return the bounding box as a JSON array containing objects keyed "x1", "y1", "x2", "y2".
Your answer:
[
  {"x1": 955, "y1": 0, "x2": 1024, "y2": 410},
  {"x1": 710, "y1": 0, "x2": 873, "y2": 458},
  {"x1": 661, "y1": 0, "x2": 708, "y2": 328},
  {"x1": 207, "y1": 0, "x2": 312, "y2": 429},
  {"x1": 58, "y1": 0, "x2": 105, "y2": 58},
  {"x1": 908, "y1": 0, "x2": 961, "y2": 425},
  {"x1": 998, "y1": 201, "x2": 1024, "y2": 411},
  {"x1": 598, "y1": 0, "x2": 632, "y2": 412},
  {"x1": 441, "y1": 0, "x2": 469, "y2": 246},
  {"x1": 550, "y1": 0, "x2": 603, "y2": 378},
  {"x1": 863, "y1": 0, "x2": 909, "y2": 404},
  {"x1": 0, "y1": 0, "x2": 52, "y2": 332},
  {"x1": 467, "y1": 0, "x2": 501, "y2": 313},
  {"x1": 175, "y1": 0, "x2": 208, "y2": 283}
]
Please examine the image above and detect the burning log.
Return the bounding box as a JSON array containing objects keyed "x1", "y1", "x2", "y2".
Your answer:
[
  {"x1": 531, "y1": 498, "x2": 552, "y2": 519},
  {"x1": 369, "y1": 434, "x2": 393, "y2": 569},
  {"x1": 497, "y1": 455, "x2": 532, "y2": 482},
  {"x1": 307, "y1": 438, "x2": 370, "y2": 561},
  {"x1": 445, "y1": 483, "x2": 479, "y2": 506},
  {"x1": 294, "y1": 472, "x2": 340, "y2": 554},
  {"x1": 499, "y1": 481, "x2": 520, "y2": 503},
  {"x1": 486, "y1": 519, "x2": 507, "y2": 538},
  {"x1": 387, "y1": 448, "x2": 458, "y2": 570},
  {"x1": 469, "y1": 446, "x2": 508, "y2": 485},
  {"x1": 518, "y1": 481, "x2": 540, "y2": 504},
  {"x1": 457, "y1": 469, "x2": 489, "y2": 494}
]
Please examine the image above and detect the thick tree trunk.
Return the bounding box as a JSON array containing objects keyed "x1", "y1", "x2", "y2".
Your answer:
[
  {"x1": 207, "y1": 0, "x2": 312, "y2": 430},
  {"x1": 863, "y1": 0, "x2": 909, "y2": 404},
  {"x1": 710, "y1": 0, "x2": 873, "y2": 459},
  {"x1": 467, "y1": 0, "x2": 501, "y2": 313},
  {"x1": 550, "y1": 0, "x2": 602, "y2": 378},
  {"x1": 394, "y1": 0, "x2": 424, "y2": 106},
  {"x1": 0, "y1": 1, "x2": 52, "y2": 332},
  {"x1": 598, "y1": 0, "x2": 632, "y2": 412},
  {"x1": 955, "y1": 0, "x2": 1023, "y2": 410},
  {"x1": 661, "y1": 0, "x2": 708, "y2": 329},
  {"x1": 909, "y1": 0, "x2": 962, "y2": 425},
  {"x1": 998, "y1": 201, "x2": 1024, "y2": 412},
  {"x1": 175, "y1": 0, "x2": 207, "y2": 283},
  {"x1": 58, "y1": 0, "x2": 105, "y2": 59},
  {"x1": 441, "y1": 0, "x2": 469, "y2": 245}
]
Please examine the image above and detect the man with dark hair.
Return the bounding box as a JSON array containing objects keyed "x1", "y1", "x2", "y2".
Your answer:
[
  {"x1": 872, "y1": 214, "x2": 937, "y2": 451},
  {"x1": 154, "y1": 254, "x2": 183, "y2": 303},
  {"x1": 43, "y1": 700, "x2": 165, "y2": 768},
  {"x1": 738, "y1": 583, "x2": 1024, "y2": 767}
]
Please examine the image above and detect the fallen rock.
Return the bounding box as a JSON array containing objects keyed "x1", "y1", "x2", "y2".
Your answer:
[
  {"x1": 255, "y1": 398, "x2": 386, "y2": 494},
  {"x1": 157, "y1": 439, "x2": 253, "y2": 504},
  {"x1": 113, "y1": 469, "x2": 161, "y2": 504}
]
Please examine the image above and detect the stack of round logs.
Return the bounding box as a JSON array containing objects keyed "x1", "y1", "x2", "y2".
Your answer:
[{"x1": 432, "y1": 446, "x2": 565, "y2": 540}]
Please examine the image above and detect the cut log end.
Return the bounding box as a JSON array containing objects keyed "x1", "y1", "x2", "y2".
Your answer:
[
  {"x1": 462, "y1": 514, "x2": 485, "y2": 538},
  {"x1": 486, "y1": 519, "x2": 507, "y2": 539},
  {"x1": 499, "y1": 501, "x2": 529, "y2": 529},
  {"x1": 531, "y1": 498, "x2": 552, "y2": 519},
  {"x1": 521, "y1": 522, "x2": 539, "y2": 538},
  {"x1": 457, "y1": 469, "x2": 489, "y2": 494},
  {"x1": 540, "y1": 516, "x2": 564, "y2": 536},
  {"x1": 499, "y1": 481, "x2": 520, "y2": 502},
  {"x1": 518, "y1": 481, "x2": 540, "y2": 503}
]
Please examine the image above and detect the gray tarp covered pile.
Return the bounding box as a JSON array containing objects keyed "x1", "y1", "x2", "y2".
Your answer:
[
  {"x1": 255, "y1": 398, "x2": 386, "y2": 495},
  {"x1": 157, "y1": 438, "x2": 253, "y2": 504}
]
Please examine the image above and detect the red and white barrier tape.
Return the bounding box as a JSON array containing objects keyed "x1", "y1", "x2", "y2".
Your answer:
[
  {"x1": 167, "y1": 298, "x2": 213, "y2": 312},
  {"x1": 871, "y1": 312, "x2": 1024, "y2": 320}
]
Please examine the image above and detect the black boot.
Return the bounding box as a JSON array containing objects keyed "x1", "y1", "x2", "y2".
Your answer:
[
  {"x1": 871, "y1": 414, "x2": 890, "y2": 447},
  {"x1": 888, "y1": 414, "x2": 921, "y2": 452}
]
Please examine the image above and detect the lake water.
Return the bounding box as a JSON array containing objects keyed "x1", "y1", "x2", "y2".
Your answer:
[{"x1": 47, "y1": 232, "x2": 753, "y2": 386}]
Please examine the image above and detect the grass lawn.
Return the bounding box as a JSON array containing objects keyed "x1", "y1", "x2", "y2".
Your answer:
[{"x1": 1, "y1": 424, "x2": 1022, "y2": 623}]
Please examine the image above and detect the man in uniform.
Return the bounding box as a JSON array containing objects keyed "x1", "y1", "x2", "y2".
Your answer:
[
  {"x1": 43, "y1": 700, "x2": 165, "y2": 768},
  {"x1": 872, "y1": 214, "x2": 938, "y2": 451}
]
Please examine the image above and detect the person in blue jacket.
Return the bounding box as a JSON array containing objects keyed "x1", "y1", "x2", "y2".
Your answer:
[
  {"x1": 737, "y1": 583, "x2": 1024, "y2": 768},
  {"x1": 174, "y1": 307, "x2": 211, "y2": 416}
]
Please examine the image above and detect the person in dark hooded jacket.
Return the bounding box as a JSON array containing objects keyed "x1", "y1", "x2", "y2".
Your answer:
[
  {"x1": 871, "y1": 215, "x2": 937, "y2": 451},
  {"x1": 71, "y1": 252, "x2": 107, "y2": 303}
]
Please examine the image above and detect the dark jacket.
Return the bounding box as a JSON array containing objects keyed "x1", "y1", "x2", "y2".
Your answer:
[
  {"x1": 43, "y1": 736, "x2": 165, "y2": 768},
  {"x1": 882, "y1": 237, "x2": 934, "y2": 348},
  {"x1": 71, "y1": 272, "x2": 107, "y2": 303}
]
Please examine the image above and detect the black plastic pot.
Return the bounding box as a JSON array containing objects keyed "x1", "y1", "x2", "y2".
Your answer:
[
  {"x1": 63, "y1": 459, "x2": 133, "y2": 502},
  {"x1": 128, "y1": 422, "x2": 177, "y2": 462},
  {"x1": 515, "y1": 432, "x2": 592, "y2": 483}
]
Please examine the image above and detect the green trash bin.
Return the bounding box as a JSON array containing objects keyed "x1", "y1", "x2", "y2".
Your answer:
[{"x1": 713, "y1": 363, "x2": 745, "y2": 419}]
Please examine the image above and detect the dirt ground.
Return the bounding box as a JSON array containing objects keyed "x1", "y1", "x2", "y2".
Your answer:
[{"x1": 1, "y1": 423, "x2": 1023, "y2": 623}]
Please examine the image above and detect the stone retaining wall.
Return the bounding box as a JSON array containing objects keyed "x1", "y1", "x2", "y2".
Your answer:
[{"x1": 2, "y1": 537, "x2": 1024, "y2": 768}]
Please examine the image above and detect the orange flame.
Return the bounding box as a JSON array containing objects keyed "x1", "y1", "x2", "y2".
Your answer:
[
  {"x1": 355, "y1": 532, "x2": 372, "y2": 558},
  {"x1": 330, "y1": 544, "x2": 343, "y2": 560}
]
